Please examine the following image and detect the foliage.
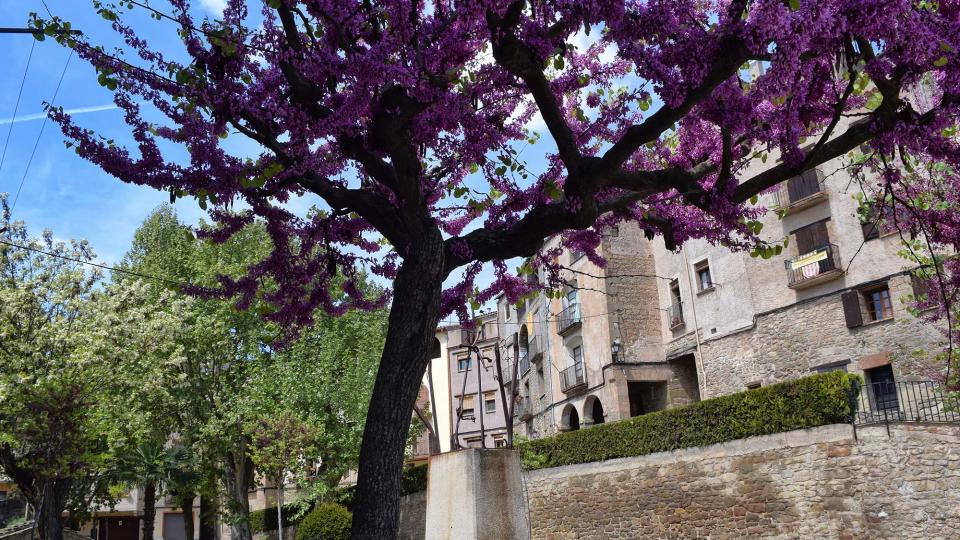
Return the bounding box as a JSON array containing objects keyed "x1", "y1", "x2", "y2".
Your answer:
[
  {"x1": 332, "y1": 464, "x2": 427, "y2": 513},
  {"x1": 518, "y1": 371, "x2": 861, "y2": 470},
  {"x1": 249, "y1": 501, "x2": 309, "y2": 535},
  {"x1": 0, "y1": 196, "x2": 116, "y2": 523},
  {"x1": 33, "y1": 0, "x2": 960, "y2": 535},
  {"x1": 294, "y1": 504, "x2": 351, "y2": 540}
]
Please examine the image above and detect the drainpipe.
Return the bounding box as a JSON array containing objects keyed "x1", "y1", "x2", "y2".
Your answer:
[{"x1": 681, "y1": 246, "x2": 708, "y2": 399}]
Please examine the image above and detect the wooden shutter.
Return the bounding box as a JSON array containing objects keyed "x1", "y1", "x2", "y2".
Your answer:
[
  {"x1": 911, "y1": 273, "x2": 929, "y2": 299},
  {"x1": 861, "y1": 220, "x2": 880, "y2": 241},
  {"x1": 842, "y1": 291, "x2": 863, "y2": 328}
]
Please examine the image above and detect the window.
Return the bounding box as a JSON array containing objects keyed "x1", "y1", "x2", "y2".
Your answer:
[
  {"x1": 457, "y1": 355, "x2": 471, "y2": 372},
  {"x1": 494, "y1": 437, "x2": 507, "y2": 448},
  {"x1": 464, "y1": 436, "x2": 482, "y2": 448},
  {"x1": 484, "y1": 392, "x2": 497, "y2": 414},
  {"x1": 813, "y1": 360, "x2": 850, "y2": 373},
  {"x1": 460, "y1": 395, "x2": 475, "y2": 419},
  {"x1": 694, "y1": 260, "x2": 713, "y2": 292},
  {"x1": 668, "y1": 279, "x2": 684, "y2": 328},
  {"x1": 669, "y1": 279, "x2": 682, "y2": 305},
  {"x1": 571, "y1": 345, "x2": 583, "y2": 366},
  {"x1": 863, "y1": 285, "x2": 894, "y2": 322}
]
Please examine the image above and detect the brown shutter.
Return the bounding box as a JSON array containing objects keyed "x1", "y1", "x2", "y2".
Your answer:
[
  {"x1": 861, "y1": 220, "x2": 879, "y2": 241},
  {"x1": 842, "y1": 291, "x2": 863, "y2": 328},
  {"x1": 911, "y1": 273, "x2": 929, "y2": 299},
  {"x1": 794, "y1": 226, "x2": 815, "y2": 254}
]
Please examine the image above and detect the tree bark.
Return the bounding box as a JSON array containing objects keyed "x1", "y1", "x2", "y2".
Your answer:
[
  {"x1": 198, "y1": 493, "x2": 217, "y2": 540},
  {"x1": 350, "y1": 229, "x2": 446, "y2": 539},
  {"x1": 141, "y1": 481, "x2": 157, "y2": 540},
  {"x1": 223, "y1": 441, "x2": 254, "y2": 540},
  {"x1": 37, "y1": 480, "x2": 68, "y2": 540},
  {"x1": 275, "y1": 482, "x2": 283, "y2": 540},
  {"x1": 178, "y1": 495, "x2": 196, "y2": 540}
]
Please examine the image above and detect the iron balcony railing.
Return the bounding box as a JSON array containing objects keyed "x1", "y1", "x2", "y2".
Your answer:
[
  {"x1": 785, "y1": 244, "x2": 842, "y2": 288},
  {"x1": 515, "y1": 396, "x2": 532, "y2": 420},
  {"x1": 851, "y1": 380, "x2": 960, "y2": 426},
  {"x1": 774, "y1": 169, "x2": 826, "y2": 209},
  {"x1": 517, "y1": 350, "x2": 531, "y2": 377},
  {"x1": 527, "y1": 334, "x2": 543, "y2": 361},
  {"x1": 556, "y1": 303, "x2": 582, "y2": 334},
  {"x1": 668, "y1": 302, "x2": 684, "y2": 329},
  {"x1": 559, "y1": 361, "x2": 587, "y2": 393}
]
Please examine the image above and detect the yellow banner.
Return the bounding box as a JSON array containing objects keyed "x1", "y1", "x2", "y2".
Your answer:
[{"x1": 791, "y1": 250, "x2": 827, "y2": 270}]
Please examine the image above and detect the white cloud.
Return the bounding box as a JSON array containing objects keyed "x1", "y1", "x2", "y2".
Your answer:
[
  {"x1": 198, "y1": 0, "x2": 227, "y2": 15},
  {"x1": 0, "y1": 104, "x2": 118, "y2": 126}
]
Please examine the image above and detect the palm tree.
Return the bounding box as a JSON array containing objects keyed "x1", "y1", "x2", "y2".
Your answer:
[{"x1": 113, "y1": 441, "x2": 197, "y2": 540}]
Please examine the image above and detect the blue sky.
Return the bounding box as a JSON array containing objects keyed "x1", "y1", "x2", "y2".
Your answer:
[{"x1": 0, "y1": 0, "x2": 226, "y2": 264}]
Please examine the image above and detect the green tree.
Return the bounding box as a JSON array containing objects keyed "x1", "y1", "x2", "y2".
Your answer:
[
  {"x1": 111, "y1": 441, "x2": 195, "y2": 540},
  {"x1": 0, "y1": 198, "x2": 112, "y2": 540}
]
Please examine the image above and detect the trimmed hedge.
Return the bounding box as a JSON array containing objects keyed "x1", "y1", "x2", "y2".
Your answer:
[
  {"x1": 294, "y1": 503, "x2": 351, "y2": 540},
  {"x1": 333, "y1": 464, "x2": 427, "y2": 512},
  {"x1": 519, "y1": 371, "x2": 860, "y2": 470},
  {"x1": 250, "y1": 502, "x2": 307, "y2": 535}
]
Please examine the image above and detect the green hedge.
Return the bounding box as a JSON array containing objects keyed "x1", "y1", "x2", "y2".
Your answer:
[
  {"x1": 250, "y1": 502, "x2": 308, "y2": 535},
  {"x1": 333, "y1": 464, "x2": 428, "y2": 512},
  {"x1": 294, "y1": 503, "x2": 351, "y2": 540},
  {"x1": 519, "y1": 371, "x2": 860, "y2": 470}
]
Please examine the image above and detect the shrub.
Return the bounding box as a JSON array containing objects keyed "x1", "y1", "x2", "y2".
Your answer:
[
  {"x1": 250, "y1": 502, "x2": 307, "y2": 534},
  {"x1": 519, "y1": 371, "x2": 860, "y2": 470},
  {"x1": 294, "y1": 503, "x2": 352, "y2": 540}
]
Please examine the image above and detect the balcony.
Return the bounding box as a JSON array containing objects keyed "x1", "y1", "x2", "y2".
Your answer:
[
  {"x1": 774, "y1": 170, "x2": 827, "y2": 214},
  {"x1": 668, "y1": 302, "x2": 684, "y2": 330},
  {"x1": 517, "y1": 350, "x2": 531, "y2": 377},
  {"x1": 515, "y1": 396, "x2": 533, "y2": 421},
  {"x1": 527, "y1": 334, "x2": 543, "y2": 362},
  {"x1": 556, "y1": 303, "x2": 582, "y2": 335},
  {"x1": 559, "y1": 361, "x2": 587, "y2": 393},
  {"x1": 785, "y1": 244, "x2": 843, "y2": 290}
]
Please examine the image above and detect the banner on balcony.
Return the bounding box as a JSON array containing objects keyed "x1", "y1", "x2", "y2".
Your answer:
[{"x1": 790, "y1": 250, "x2": 827, "y2": 270}]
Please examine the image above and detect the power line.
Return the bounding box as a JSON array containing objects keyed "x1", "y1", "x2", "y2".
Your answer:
[
  {"x1": 0, "y1": 39, "x2": 35, "y2": 177},
  {"x1": 0, "y1": 238, "x2": 184, "y2": 287},
  {"x1": 10, "y1": 50, "x2": 73, "y2": 215}
]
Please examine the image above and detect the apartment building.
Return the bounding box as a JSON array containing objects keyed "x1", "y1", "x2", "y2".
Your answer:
[
  {"x1": 489, "y1": 148, "x2": 944, "y2": 439},
  {"x1": 438, "y1": 312, "x2": 514, "y2": 449}
]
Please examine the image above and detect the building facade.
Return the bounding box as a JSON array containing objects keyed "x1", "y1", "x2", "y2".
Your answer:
[{"x1": 473, "y1": 149, "x2": 947, "y2": 440}]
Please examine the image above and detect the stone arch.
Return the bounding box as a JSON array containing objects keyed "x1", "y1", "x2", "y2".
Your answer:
[
  {"x1": 560, "y1": 403, "x2": 580, "y2": 431},
  {"x1": 584, "y1": 394, "x2": 605, "y2": 426}
]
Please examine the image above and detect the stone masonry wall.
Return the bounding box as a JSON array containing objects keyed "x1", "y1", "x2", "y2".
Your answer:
[
  {"x1": 688, "y1": 274, "x2": 945, "y2": 397},
  {"x1": 523, "y1": 423, "x2": 960, "y2": 539}
]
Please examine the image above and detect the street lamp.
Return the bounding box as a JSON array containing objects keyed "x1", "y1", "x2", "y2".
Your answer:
[{"x1": 611, "y1": 340, "x2": 622, "y2": 363}]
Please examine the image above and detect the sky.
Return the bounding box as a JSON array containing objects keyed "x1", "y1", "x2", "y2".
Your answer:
[
  {"x1": 0, "y1": 0, "x2": 225, "y2": 264},
  {"x1": 0, "y1": 1, "x2": 631, "y2": 314}
]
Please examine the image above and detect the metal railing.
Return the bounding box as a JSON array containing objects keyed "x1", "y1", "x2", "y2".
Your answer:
[
  {"x1": 668, "y1": 302, "x2": 684, "y2": 329},
  {"x1": 515, "y1": 396, "x2": 532, "y2": 420},
  {"x1": 785, "y1": 244, "x2": 842, "y2": 288},
  {"x1": 527, "y1": 334, "x2": 543, "y2": 361},
  {"x1": 517, "y1": 350, "x2": 530, "y2": 377},
  {"x1": 774, "y1": 170, "x2": 826, "y2": 209},
  {"x1": 851, "y1": 380, "x2": 960, "y2": 427},
  {"x1": 557, "y1": 303, "x2": 582, "y2": 334},
  {"x1": 559, "y1": 361, "x2": 587, "y2": 392}
]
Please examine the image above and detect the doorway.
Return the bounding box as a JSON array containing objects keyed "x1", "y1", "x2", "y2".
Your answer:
[{"x1": 628, "y1": 381, "x2": 667, "y2": 417}]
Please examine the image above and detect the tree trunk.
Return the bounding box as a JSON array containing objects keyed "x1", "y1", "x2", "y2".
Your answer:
[
  {"x1": 37, "y1": 480, "x2": 68, "y2": 540},
  {"x1": 223, "y1": 441, "x2": 254, "y2": 540},
  {"x1": 179, "y1": 495, "x2": 196, "y2": 540},
  {"x1": 198, "y1": 493, "x2": 217, "y2": 540},
  {"x1": 350, "y1": 229, "x2": 446, "y2": 539},
  {"x1": 275, "y1": 483, "x2": 283, "y2": 540},
  {"x1": 141, "y1": 481, "x2": 157, "y2": 540}
]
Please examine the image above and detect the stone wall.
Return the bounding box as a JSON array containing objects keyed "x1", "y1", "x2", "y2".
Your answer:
[
  {"x1": 692, "y1": 274, "x2": 944, "y2": 397},
  {"x1": 523, "y1": 423, "x2": 960, "y2": 539},
  {"x1": 397, "y1": 491, "x2": 426, "y2": 540}
]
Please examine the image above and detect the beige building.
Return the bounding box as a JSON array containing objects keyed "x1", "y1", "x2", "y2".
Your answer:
[{"x1": 494, "y1": 149, "x2": 944, "y2": 438}]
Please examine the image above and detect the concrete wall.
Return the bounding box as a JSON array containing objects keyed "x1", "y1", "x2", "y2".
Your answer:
[
  {"x1": 523, "y1": 423, "x2": 960, "y2": 539},
  {"x1": 397, "y1": 492, "x2": 426, "y2": 540}
]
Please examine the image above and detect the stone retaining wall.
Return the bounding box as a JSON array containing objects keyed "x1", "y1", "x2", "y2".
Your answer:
[{"x1": 523, "y1": 423, "x2": 960, "y2": 539}]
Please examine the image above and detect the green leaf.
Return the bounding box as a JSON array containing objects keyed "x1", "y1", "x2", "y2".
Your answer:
[
  {"x1": 865, "y1": 92, "x2": 883, "y2": 111},
  {"x1": 554, "y1": 56, "x2": 564, "y2": 70},
  {"x1": 933, "y1": 56, "x2": 949, "y2": 67},
  {"x1": 749, "y1": 195, "x2": 759, "y2": 205},
  {"x1": 788, "y1": 0, "x2": 800, "y2": 10}
]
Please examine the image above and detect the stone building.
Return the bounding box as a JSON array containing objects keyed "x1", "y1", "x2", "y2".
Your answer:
[{"x1": 488, "y1": 147, "x2": 944, "y2": 439}]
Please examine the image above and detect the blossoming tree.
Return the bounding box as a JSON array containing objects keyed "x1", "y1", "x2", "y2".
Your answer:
[{"x1": 33, "y1": 0, "x2": 960, "y2": 537}]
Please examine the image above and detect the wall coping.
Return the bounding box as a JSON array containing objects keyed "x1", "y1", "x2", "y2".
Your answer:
[{"x1": 524, "y1": 423, "x2": 855, "y2": 480}]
